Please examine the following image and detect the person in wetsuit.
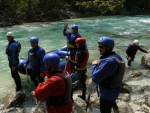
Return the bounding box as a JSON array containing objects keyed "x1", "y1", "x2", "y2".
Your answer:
[{"x1": 24, "y1": 37, "x2": 46, "y2": 87}]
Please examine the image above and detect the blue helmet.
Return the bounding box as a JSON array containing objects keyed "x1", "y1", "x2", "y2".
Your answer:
[
  {"x1": 72, "y1": 24, "x2": 78, "y2": 29},
  {"x1": 98, "y1": 36, "x2": 114, "y2": 49},
  {"x1": 30, "y1": 37, "x2": 38, "y2": 43},
  {"x1": 43, "y1": 53, "x2": 60, "y2": 67}
]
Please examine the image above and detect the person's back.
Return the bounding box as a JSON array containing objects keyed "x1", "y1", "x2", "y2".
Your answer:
[{"x1": 34, "y1": 53, "x2": 73, "y2": 113}]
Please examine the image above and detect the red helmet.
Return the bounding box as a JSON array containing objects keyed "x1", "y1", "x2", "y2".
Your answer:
[{"x1": 75, "y1": 37, "x2": 86, "y2": 45}]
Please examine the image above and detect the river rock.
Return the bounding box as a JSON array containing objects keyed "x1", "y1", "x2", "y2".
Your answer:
[
  {"x1": 141, "y1": 52, "x2": 150, "y2": 68},
  {"x1": 120, "y1": 82, "x2": 131, "y2": 93},
  {"x1": 131, "y1": 85, "x2": 145, "y2": 94},
  {"x1": 117, "y1": 101, "x2": 134, "y2": 113},
  {"x1": 129, "y1": 70, "x2": 142, "y2": 77},
  {"x1": 1, "y1": 91, "x2": 26, "y2": 108},
  {"x1": 118, "y1": 93, "x2": 130, "y2": 102}
]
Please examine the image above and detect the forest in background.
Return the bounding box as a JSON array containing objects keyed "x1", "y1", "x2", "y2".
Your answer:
[{"x1": 0, "y1": 0, "x2": 150, "y2": 27}]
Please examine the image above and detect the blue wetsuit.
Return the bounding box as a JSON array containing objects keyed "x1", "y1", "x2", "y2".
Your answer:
[
  {"x1": 6, "y1": 40, "x2": 22, "y2": 91},
  {"x1": 25, "y1": 46, "x2": 46, "y2": 87},
  {"x1": 63, "y1": 29, "x2": 81, "y2": 60},
  {"x1": 92, "y1": 52, "x2": 124, "y2": 113}
]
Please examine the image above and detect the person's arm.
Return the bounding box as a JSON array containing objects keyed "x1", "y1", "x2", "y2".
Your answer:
[
  {"x1": 126, "y1": 45, "x2": 132, "y2": 56},
  {"x1": 63, "y1": 29, "x2": 67, "y2": 36},
  {"x1": 63, "y1": 23, "x2": 68, "y2": 36},
  {"x1": 10, "y1": 43, "x2": 18, "y2": 66},
  {"x1": 92, "y1": 58, "x2": 117, "y2": 84},
  {"x1": 69, "y1": 51, "x2": 86, "y2": 67},
  {"x1": 138, "y1": 46, "x2": 148, "y2": 53},
  {"x1": 39, "y1": 48, "x2": 46, "y2": 73}
]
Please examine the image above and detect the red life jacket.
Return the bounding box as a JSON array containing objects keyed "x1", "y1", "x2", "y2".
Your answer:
[
  {"x1": 74, "y1": 50, "x2": 89, "y2": 70},
  {"x1": 131, "y1": 44, "x2": 138, "y2": 56},
  {"x1": 45, "y1": 71, "x2": 72, "y2": 106}
]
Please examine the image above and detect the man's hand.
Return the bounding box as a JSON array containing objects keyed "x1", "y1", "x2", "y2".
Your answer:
[
  {"x1": 64, "y1": 23, "x2": 68, "y2": 29},
  {"x1": 128, "y1": 57, "x2": 132, "y2": 61},
  {"x1": 65, "y1": 56, "x2": 69, "y2": 61},
  {"x1": 40, "y1": 73, "x2": 45, "y2": 77},
  {"x1": 23, "y1": 64, "x2": 27, "y2": 68},
  {"x1": 92, "y1": 60, "x2": 99, "y2": 66},
  {"x1": 12, "y1": 66, "x2": 16, "y2": 72}
]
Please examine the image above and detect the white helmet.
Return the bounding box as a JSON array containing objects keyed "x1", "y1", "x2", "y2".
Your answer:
[
  {"x1": 6, "y1": 32, "x2": 14, "y2": 37},
  {"x1": 133, "y1": 40, "x2": 139, "y2": 45}
]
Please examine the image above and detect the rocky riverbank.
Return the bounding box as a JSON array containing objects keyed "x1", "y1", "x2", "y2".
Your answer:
[{"x1": 0, "y1": 52, "x2": 150, "y2": 113}]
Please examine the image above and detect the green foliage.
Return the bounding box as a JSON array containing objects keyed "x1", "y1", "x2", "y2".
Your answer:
[{"x1": 76, "y1": 0, "x2": 125, "y2": 15}]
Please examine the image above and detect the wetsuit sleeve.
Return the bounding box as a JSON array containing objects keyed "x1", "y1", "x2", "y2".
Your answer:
[
  {"x1": 92, "y1": 58, "x2": 117, "y2": 84},
  {"x1": 138, "y1": 46, "x2": 147, "y2": 53},
  {"x1": 63, "y1": 29, "x2": 67, "y2": 36},
  {"x1": 126, "y1": 45, "x2": 132, "y2": 56},
  {"x1": 39, "y1": 49, "x2": 46, "y2": 73},
  {"x1": 69, "y1": 51, "x2": 86, "y2": 68},
  {"x1": 10, "y1": 43, "x2": 18, "y2": 66}
]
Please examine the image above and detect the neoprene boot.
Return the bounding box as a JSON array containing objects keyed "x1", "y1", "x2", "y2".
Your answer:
[{"x1": 127, "y1": 61, "x2": 131, "y2": 66}]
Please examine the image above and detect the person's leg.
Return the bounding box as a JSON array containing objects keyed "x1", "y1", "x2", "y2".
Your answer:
[
  {"x1": 128, "y1": 57, "x2": 134, "y2": 66},
  {"x1": 71, "y1": 85, "x2": 74, "y2": 103},
  {"x1": 128, "y1": 61, "x2": 131, "y2": 66},
  {"x1": 112, "y1": 101, "x2": 119, "y2": 113},
  {"x1": 37, "y1": 72, "x2": 44, "y2": 83},
  {"x1": 100, "y1": 98, "x2": 115, "y2": 113},
  {"x1": 29, "y1": 70, "x2": 38, "y2": 87},
  {"x1": 9, "y1": 61, "x2": 22, "y2": 91},
  {"x1": 78, "y1": 70, "x2": 87, "y2": 100}
]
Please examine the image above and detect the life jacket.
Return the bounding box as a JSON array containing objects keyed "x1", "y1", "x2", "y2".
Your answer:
[
  {"x1": 131, "y1": 44, "x2": 138, "y2": 56},
  {"x1": 74, "y1": 50, "x2": 89, "y2": 70},
  {"x1": 28, "y1": 48, "x2": 40, "y2": 67},
  {"x1": 6, "y1": 40, "x2": 21, "y2": 56},
  {"x1": 67, "y1": 42, "x2": 75, "y2": 48},
  {"x1": 100, "y1": 57, "x2": 125, "y2": 89},
  {"x1": 45, "y1": 71, "x2": 72, "y2": 106}
]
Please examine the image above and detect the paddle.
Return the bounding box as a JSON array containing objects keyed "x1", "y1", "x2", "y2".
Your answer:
[
  {"x1": 25, "y1": 67, "x2": 29, "y2": 83},
  {"x1": 84, "y1": 79, "x2": 94, "y2": 113}
]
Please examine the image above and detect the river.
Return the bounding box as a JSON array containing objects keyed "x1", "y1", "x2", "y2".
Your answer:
[{"x1": 0, "y1": 15, "x2": 150, "y2": 100}]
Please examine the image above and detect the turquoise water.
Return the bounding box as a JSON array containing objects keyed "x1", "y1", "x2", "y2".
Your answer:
[{"x1": 0, "y1": 15, "x2": 150, "y2": 98}]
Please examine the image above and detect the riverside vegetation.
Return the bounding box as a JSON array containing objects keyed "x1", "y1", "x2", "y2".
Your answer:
[{"x1": 0, "y1": 0, "x2": 150, "y2": 27}]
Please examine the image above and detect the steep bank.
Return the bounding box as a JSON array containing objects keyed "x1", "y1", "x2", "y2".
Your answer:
[{"x1": 0, "y1": 0, "x2": 150, "y2": 27}]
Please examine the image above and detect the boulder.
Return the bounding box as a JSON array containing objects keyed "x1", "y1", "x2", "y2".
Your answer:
[
  {"x1": 141, "y1": 52, "x2": 150, "y2": 68},
  {"x1": 1, "y1": 91, "x2": 26, "y2": 108}
]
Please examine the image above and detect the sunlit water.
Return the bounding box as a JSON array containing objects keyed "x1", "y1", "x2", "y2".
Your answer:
[{"x1": 0, "y1": 15, "x2": 150, "y2": 100}]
